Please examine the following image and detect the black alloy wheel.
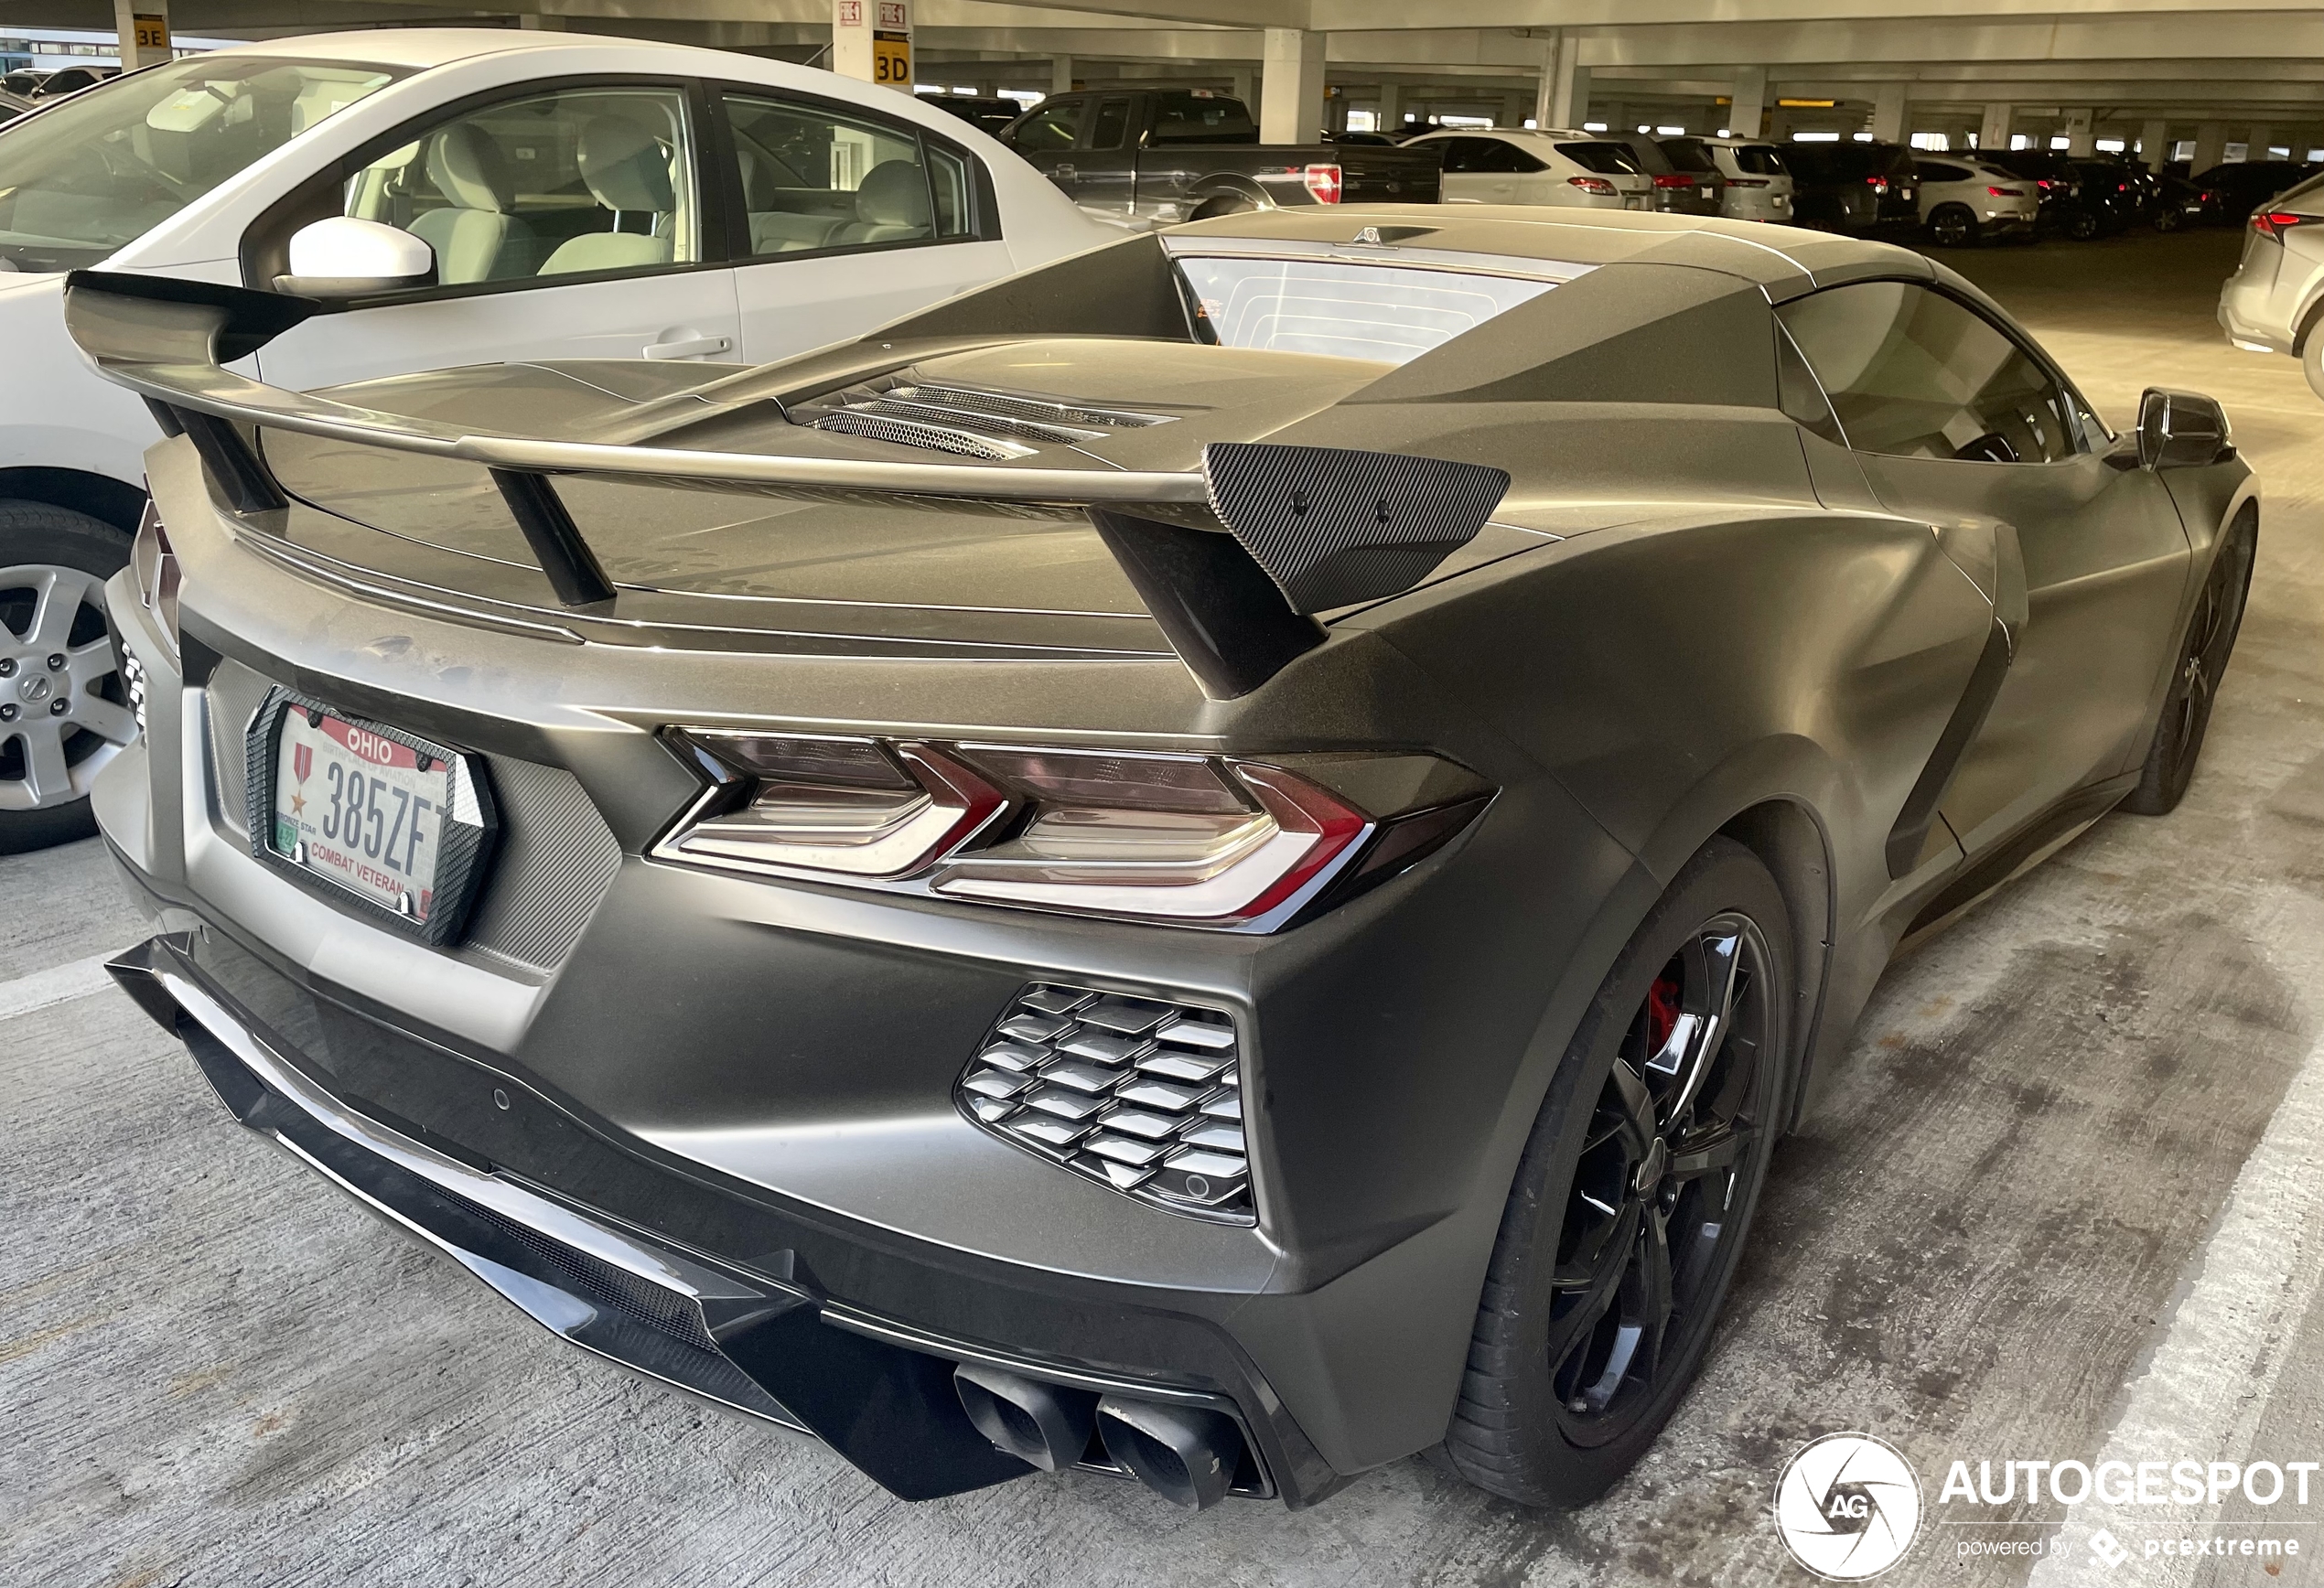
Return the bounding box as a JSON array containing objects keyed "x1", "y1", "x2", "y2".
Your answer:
[
  {"x1": 1445, "y1": 838, "x2": 1792, "y2": 1508},
  {"x1": 1547, "y1": 911, "x2": 1774, "y2": 1447},
  {"x1": 2150, "y1": 201, "x2": 2185, "y2": 234},
  {"x1": 1927, "y1": 204, "x2": 1979, "y2": 248},
  {"x1": 2063, "y1": 206, "x2": 2103, "y2": 241},
  {"x1": 2124, "y1": 516, "x2": 2255, "y2": 815}
]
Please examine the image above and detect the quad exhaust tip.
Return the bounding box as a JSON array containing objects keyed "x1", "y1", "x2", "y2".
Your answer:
[
  {"x1": 953, "y1": 1363, "x2": 1095, "y2": 1474},
  {"x1": 951, "y1": 1366, "x2": 1245, "y2": 1509}
]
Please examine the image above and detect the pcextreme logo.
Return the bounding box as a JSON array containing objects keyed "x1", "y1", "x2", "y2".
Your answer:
[{"x1": 1774, "y1": 1432, "x2": 1924, "y2": 1580}]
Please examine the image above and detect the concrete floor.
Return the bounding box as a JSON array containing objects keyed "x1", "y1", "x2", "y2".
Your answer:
[{"x1": 7, "y1": 228, "x2": 2324, "y2": 1588}]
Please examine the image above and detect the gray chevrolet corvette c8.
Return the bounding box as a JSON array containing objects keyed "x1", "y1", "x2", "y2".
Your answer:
[{"x1": 65, "y1": 203, "x2": 2254, "y2": 1512}]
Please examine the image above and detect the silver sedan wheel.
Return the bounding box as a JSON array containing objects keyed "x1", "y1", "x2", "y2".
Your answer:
[{"x1": 0, "y1": 563, "x2": 138, "y2": 811}]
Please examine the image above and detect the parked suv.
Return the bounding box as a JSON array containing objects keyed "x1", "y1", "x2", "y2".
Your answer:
[
  {"x1": 2218, "y1": 171, "x2": 2324, "y2": 398},
  {"x1": 1664, "y1": 136, "x2": 1792, "y2": 222},
  {"x1": 1783, "y1": 140, "x2": 1918, "y2": 232},
  {"x1": 2193, "y1": 159, "x2": 2321, "y2": 226},
  {"x1": 1589, "y1": 131, "x2": 1719, "y2": 215},
  {"x1": 1405, "y1": 128, "x2": 1651, "y2": 210},
  {"x1": 1913, "y1": 157, "x2": 2037, "y2": 245},
  {"x1": 0, "y1": 30, "x2": 1113, "y2": 852}
]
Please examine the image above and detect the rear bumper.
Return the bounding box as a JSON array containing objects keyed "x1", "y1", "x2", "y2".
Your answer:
[{"x1": 105, "y1": 924, "x2": 1335, "y2": 1505}]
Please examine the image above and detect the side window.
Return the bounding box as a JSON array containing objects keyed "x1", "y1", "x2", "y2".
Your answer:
[
  {"x1": 1087, "y1": 96, "x2": 1132, "y2": 152},
  {"x1": 1437, "y1": 137, "x2": 1486, "y2": 175},
  {"x1": 342, "y1": 86, "x2": 698, "y2": 286},
  {"x1": 1776, "y1": 282, "x2": 2078, "y2": 464},
  {"x1": 1471, "y1": 139, "x2": 1544, "y2": 175},
  {"x1": 723, "y1": 93, "x2": 956, "y2": 258},
  {"x1": 1009, "y1": 99, "x2": 1082, "y2": 152}
]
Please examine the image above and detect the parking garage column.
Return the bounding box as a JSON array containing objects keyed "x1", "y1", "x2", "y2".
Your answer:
[
  {"x1": 1376, "y1": 80, "x2": 1403, "y2": 135},
  {"x1": 1051, "y1": 55, "x2": 1073, "y2": 96},
  {"x1": 111, "y1": 0, "x2": 170, "y2": 71},
  {"x1": 2191, "y1": 122, "x2": 2227, "y2": 170},
  {"x1": 1260, "y1": 28, "x2": 1327, "y2": 145},
  {"x1": 1978, "y1": 102, "x2": 2014, "y2": 154},
  {"x1": 1541, "y1": 30, "x2": 1588, "y2": 130},
  {"x1": 1727, "y1": 66, "x2": 1767, "y2": 139},
  {"x1": 1871, "y1": 82, "x2": 1908, "y2": 145},
  {"x1": 2062, "y1": 108, "x2": 2096, "y2": 157},
  {"x1": 2138, "y1": 117, "x2": 2171, "y2": 166},
  {"x1": 2250, "y1": 124, "x2": 2277, "y2": 157}
]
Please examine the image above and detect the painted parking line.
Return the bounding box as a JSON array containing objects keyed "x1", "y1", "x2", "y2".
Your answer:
[
  {"x1": 2026, "y1": 890, "x2": 2324, "y2": 1585},
  {"x1": 0, "y1": 952, "x2": 120, "y2": 1024}
]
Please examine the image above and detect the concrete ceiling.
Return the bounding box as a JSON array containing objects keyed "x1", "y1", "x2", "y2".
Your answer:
[{"x1": 12, "y1": 0, "x2": 2320, "y2": 136}]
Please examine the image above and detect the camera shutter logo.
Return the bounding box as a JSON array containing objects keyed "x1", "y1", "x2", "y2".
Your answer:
[{"x1": 1773, "y1": 1432, "x2": 1922, "y2": 1580}]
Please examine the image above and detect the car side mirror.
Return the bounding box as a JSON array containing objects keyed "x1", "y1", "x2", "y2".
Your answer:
[
  {"x1": 273, "y1": 217, "x2": 436, "y2": 298},
  {"x1": 2137, "y1": 387, "x2": 2235, "y2": 469}
]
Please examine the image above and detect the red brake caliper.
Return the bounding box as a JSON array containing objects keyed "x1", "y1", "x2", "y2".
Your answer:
[{"x1": 1645, "y1": 969, "x2": 1682, "y2": 1057}]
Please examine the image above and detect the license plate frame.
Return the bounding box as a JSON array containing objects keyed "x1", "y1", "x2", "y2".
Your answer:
[{"x1": 243, "y1": 687, "x2": 499, "y2": 947}]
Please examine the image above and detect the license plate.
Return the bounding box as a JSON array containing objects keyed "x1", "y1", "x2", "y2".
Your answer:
[{"x1": 267, "y1": 706, "x2": 470, "y2": 927}]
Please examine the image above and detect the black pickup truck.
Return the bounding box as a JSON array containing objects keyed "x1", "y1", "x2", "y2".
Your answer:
[{"x1": 994, "y1": 88, "x2": 1441, "y2": 226}]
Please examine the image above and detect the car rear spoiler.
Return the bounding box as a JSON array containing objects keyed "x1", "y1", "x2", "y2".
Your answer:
[{"x1": 64, "y1": 270, "x2": 1508, "y2": 698}]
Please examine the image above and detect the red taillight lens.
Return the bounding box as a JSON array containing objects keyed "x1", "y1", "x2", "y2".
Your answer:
[
  {"x1": 1567, "y1": 175, "x2": 1619, "y2": 195},
  {"x1": 2037, "y1": 177, "x2": 2059, "y2": 191},
  {"x1": 660, "y1": 737, "x2": 1490, "y2": 929},
  {"x1": 1652, "y1": 173, "x2": 1692, "y2": 188},
  {"x1": 1865, "y1": 175, "x2": 1889, "y2": 193},
  {"x1": 661, "y1": 734, "x2": 1005, "y2": 878},
  {"x1": 130, "y1": 498, "x2": 180, "y2": 661},
  {"x1": 2254, "y1": 210, "x2": 2312, "y2": 240},
  {"x1": 1302, "y1": 162, "x2": 1342, "y2": 202},
  {"x1": 1986, "y1": 186, "x2": 2025, "y2": 198},
  {"x1": 933, "y1": 748, "x2": 1366, "y2": 926}
]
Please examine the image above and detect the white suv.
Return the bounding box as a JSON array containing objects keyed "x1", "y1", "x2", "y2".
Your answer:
[
  {"x1": 0, "y1": 29, "x2": 1112, "y2": 851},
  {"x1": 2217, "y1": 172, "x2": 2324, "y2": 399},
  {"x1": 1913, "y1": 157, "x2": 2039, "y2": 247},
  {"x1": 1407, "y1": 128, "x2": 1652, "y2": 211}
]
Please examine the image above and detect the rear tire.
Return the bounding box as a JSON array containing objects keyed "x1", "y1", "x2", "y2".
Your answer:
[
  {"x1": 0, "y1": 500, "x2": 134, "y2": 854},
  {"x1": 1445, "y1": 838, "x2": 1793, "y2": 1508},
  {"x1": 2122, "y1": 513, "x2": 2255, "y2": 816},
  {"x1": 1926, "y1": 204, "x2": 1979, "y2": 247},
  {"x1": 2063, "y1": 208, "x2": 2102, "y2": 241},
  {"x1": 2302, "y1": 327, "x2": 2324, "y2": 405}
]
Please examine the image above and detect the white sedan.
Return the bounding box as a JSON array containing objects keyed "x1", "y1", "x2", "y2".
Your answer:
[
  {"x1": 0, "y1": 29, "x2": 1114, "y2": 851},
  {"x1": 1406, "y1": 128, "x2": 1652, "y2": 211}
]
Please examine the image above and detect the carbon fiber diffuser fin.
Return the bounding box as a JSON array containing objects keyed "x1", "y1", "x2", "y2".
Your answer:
[{"x1": 1201, "y1": 443, "x2": 1510, "y2": 615}]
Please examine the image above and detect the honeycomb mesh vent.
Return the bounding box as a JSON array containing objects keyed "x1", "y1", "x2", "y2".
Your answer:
[{"x1": 957, "y1": 985, "x2": 1251, "y2": 1222}]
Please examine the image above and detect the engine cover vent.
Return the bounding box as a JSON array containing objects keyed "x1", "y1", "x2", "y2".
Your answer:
[{"x1": 957, "y1": 984, "x2": 1251, "y2": 1223}]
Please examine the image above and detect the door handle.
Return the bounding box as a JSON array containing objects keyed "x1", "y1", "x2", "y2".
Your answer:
[
  {"x1": 1054, "y1": 163, "x2": 1077, "y2": 180},
  {"x1": 643, "y1": 334, "x2": 733, "y2": 360}
]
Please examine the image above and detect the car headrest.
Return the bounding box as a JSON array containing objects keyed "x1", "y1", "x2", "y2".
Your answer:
[
  {"x1": 854, "y1": 159, "x2": 931, "y2": 228},
  {"x1": 426, "y1": 124, "x2": 514, "y2": 214},
  {"x1": 579, "y1": 117, "x2": 674, "y2": 213}
]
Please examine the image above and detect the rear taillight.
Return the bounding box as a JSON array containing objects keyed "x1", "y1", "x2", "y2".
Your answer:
[
  {"x1": 1302, "y1": 162, "x2": 1342, "y2": 202},
  {"x1": 661, "y1": 734, "x2": 1005, "y2": 878},
  {"x1": 1727, "y1": 177, "x2": 1770, "y2": 188},
  {"x1": 1987, "y1": 186, "x2": 2025, "y2": 198},
  {"x1": 933, "y1": 749, "x2": 1363, "y2": 926},
  {"x1": 130, "y1": 498, "x2": 179, "y2": 662},
  {"x1": 1652, "y1": 173, "x2": 1693, "y2": 188},
  {"x1": 657, "y1": 735, "x2": 1490, "y2": 930},
  {"x1": 1865, "y1": 175, "x2": 1889, "y2": 194},
  {"x1": 1567, "y1": 175, "x2": 1619, "y2": 195},
  {"x1": 2254, "y1": 209, "x2": 2313, "y2": 240}
]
